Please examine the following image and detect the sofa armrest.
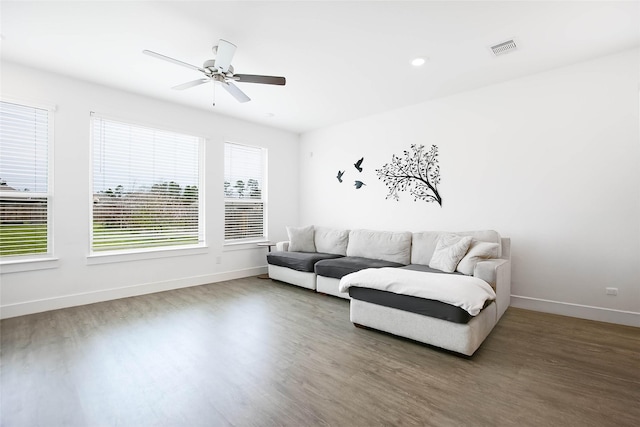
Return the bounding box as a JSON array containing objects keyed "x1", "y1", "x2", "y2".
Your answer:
[
  {"x1": 474, "y1": 259, "x2": 511, "y2": 321},
  {"x1": 275, "y1": 241, "x2": 290, "y2": 252}
]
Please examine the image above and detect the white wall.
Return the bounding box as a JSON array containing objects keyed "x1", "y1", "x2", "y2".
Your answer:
[
  {"x1": 0, "y1": 62, "x2": 299, "y2": 318},
  {"x1": 299, "y1": 49, "x2": 640, "y2": 326}
]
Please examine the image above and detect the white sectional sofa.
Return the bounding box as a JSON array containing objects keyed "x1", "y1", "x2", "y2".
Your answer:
[{"x1": 266, "y1": 226, "x2": 511, "y2": 356}]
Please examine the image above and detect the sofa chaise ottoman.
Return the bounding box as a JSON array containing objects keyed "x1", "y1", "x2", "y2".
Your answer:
[{"x1": 342, "y1": 231, "x2": 511, "y2": 355}]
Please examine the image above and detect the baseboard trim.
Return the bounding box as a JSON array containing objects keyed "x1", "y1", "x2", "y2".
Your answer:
[
  {"x1": 5, "y1": 277, "x2": 638, "y2": 327},
  {"x1": 0, "y1": 266, "x2": 268, "y2": 319},
  {"x1": 510, "y1": 295, "x2": 640, "y2": 327}
]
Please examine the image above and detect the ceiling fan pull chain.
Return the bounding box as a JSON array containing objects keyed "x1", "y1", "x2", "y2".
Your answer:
[{"x1": 212, "y1": 79, "x2": 216, "y2": 106}]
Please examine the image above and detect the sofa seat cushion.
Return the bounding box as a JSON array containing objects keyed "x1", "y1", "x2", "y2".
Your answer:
[
  {"x1": 267, "y1": 252, "x2": 342, "y2": 273},
  {"x1": 315, "y1": 256, "x2": 404, "y2": 279}
]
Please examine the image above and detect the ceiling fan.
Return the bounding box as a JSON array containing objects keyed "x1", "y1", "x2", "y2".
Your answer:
[{"x1": 143, "y1": 39, "x2": 286, "y2": 105}]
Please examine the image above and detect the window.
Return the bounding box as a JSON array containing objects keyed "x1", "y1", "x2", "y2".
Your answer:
[
  {"x1": 224, "y1": 142, "x2": 266, "y2": 242},
  {"x1": 91, "y1": 115, "x2": 203, "y2": 253},
  {"x1": 0, "y1": 100, "x2": 52, "y2": 258}
]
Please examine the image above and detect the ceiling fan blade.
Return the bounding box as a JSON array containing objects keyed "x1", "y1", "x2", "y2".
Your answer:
[
  {"x1": 215, "y1": 39, "x2": 236, "y2": 73},
  {"x1": 234, "y1": 74, "x2": 286, "y2": 85},
  {"x1": 221, "y1": 81, "x2": 250, "y2": 103},
  {"x1": 143, "y1": 50, "x2": 204, "y2": 73},
  {"x1": 172, "y1": 78, "x2": 209, "y2": 90}
]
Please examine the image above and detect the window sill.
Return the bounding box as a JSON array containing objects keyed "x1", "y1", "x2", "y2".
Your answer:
[
  {"x1": 87, "y1": 244, "x2": 208, "y2": 265},
  {"x1": 223, "y1": 239, "x2": 269, "y2": 252},
  {"x1": 0, "y1": 257, "x2": 60, "y2": 274}
]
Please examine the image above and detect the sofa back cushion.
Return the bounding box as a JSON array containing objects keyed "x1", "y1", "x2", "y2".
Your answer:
[
  {"x1": 411, "y1": 230, "x2": 502, "y2": 265},
  {"x1": 347, "y1": 229, "x2": 412, "y2": 264},
  {"x1": 314, "y1": 226, "x2": 349, "y2": 255}
]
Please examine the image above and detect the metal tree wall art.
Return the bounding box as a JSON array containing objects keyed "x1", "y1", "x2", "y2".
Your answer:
[{"x1": 376, "y1": 144, "x2": 442, "y2": 206}]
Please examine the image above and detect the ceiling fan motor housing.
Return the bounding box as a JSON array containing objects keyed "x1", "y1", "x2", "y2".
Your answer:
[{"x1": 203, "y1": 59, "x2": 234, "y2": 75}]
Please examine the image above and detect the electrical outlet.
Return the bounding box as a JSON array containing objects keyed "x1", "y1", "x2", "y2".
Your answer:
[
  {"x1": 605, "y1": 287, "x2": 618, "y2": 296},
  {"x1": 216, "y1": 256, "x2": 221, "y2": 265}
]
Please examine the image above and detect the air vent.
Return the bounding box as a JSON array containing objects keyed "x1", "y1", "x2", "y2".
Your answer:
[{"x1": 490, "y1": 39, "x2": 517, "y2": 56}]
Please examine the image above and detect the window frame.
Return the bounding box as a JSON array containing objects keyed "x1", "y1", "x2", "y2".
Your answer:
[
  {"x1": 223, "y1": 141, "x2": 268, "y2": 245},
  {"x1": 88, "y1": 113, "x2": 206, "y2": 258},
  {"x1": 0, "y1": 97, "x2": 56, "y2": 268}
]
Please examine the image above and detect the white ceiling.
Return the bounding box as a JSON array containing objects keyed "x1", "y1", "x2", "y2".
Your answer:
[{"x1": 1, "y1": 1, "x2": 638, "y2": 134}]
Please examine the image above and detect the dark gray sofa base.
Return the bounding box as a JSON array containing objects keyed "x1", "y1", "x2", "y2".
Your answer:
[{"x1": 349, "y1": 287, "x2": 473, "y2": 324}]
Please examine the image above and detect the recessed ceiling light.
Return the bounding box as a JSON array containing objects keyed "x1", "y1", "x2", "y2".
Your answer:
[{"x1": 411, "y1": 57, "x2": 426, "y2": 67}]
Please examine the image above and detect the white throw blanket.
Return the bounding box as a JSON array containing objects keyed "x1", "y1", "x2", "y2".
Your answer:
[{"x1": 339, "y1": 267, "x2": 496, "y2": 316}]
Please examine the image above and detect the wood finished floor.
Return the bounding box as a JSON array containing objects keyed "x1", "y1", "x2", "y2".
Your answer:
[{"x1": 1, "y1": 277, "x2": 639, "y2": 427}]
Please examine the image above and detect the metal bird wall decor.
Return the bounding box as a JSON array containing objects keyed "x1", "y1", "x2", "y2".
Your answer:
[
  {"x1": 354, "y1": 157, "x2": 364, "y2": 173},
  {"x1": 335, "y1": 157, "x2": 366, "y2": 189}
]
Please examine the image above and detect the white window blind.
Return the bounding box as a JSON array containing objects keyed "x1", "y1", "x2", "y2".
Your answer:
[
  {"x1": 91, "y1": 116, "x2": 203, "y2": 252},
  {"x1": 224, "y1": 142, "x2": 266, "y2": 241},
  {"x1": 0, "y1": 101, "x2": 51, "y2": 258}
]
